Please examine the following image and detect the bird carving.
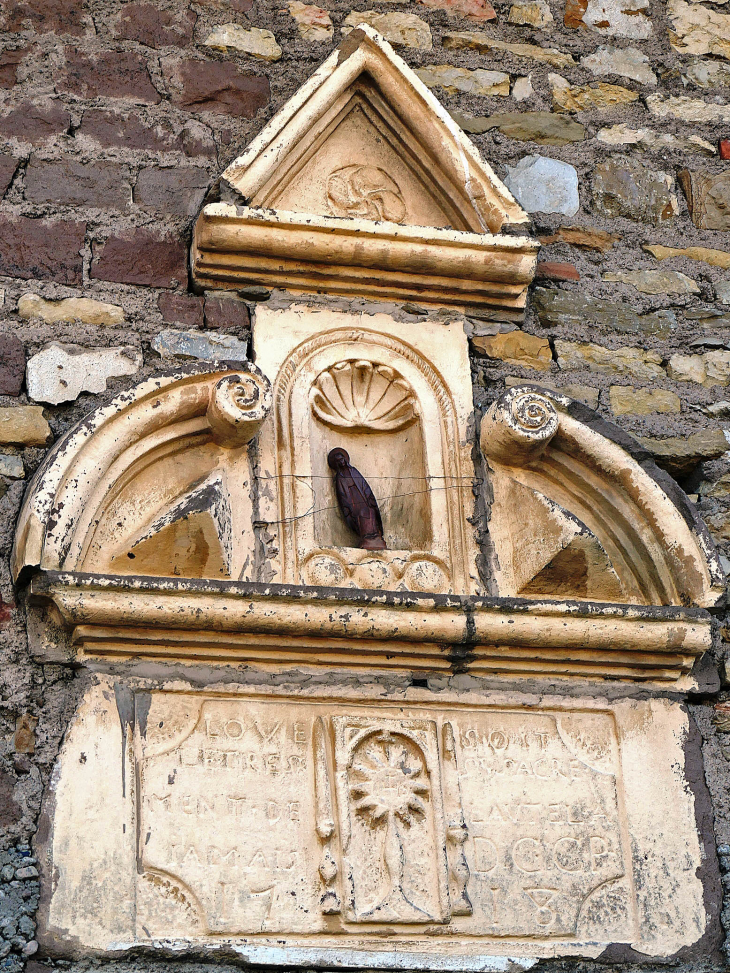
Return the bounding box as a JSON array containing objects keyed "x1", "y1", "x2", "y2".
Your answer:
[{"x1": 327, "y1": 448, "x2": 387, "y2": 550}]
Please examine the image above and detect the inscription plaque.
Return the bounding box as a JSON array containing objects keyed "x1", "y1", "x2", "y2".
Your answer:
[{"x1": 135, "y1": 694, "x2": 634, "y2": 943}]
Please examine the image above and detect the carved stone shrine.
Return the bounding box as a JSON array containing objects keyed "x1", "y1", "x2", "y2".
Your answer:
[{"x1": 13, "y1": 26, "x2": 724, "y2": 971}]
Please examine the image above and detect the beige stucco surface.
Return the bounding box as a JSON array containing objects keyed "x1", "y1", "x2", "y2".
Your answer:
[{"x1": 38, "y1": 677, "x2": 707, "y2": 964}]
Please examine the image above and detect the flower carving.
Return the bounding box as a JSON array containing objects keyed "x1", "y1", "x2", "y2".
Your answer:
[
  {"x1": 310, "y1": 360, "x2": 418, "y2": 431},
  {"x1": 348, "y1": 730, "x2": 433, "y2": 920}
]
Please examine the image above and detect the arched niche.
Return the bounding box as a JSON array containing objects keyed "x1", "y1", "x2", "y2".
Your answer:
[{"x1": 261, "y1": 324, "x2": 476, "y2": 595}]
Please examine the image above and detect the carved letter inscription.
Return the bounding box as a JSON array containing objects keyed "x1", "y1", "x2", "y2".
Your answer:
[{"x1": 134, "y1": 694, "x2": 634, "y2": 945}]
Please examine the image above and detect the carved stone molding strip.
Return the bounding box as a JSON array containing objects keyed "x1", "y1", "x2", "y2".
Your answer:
[
  {"x1": 31, "y1": 572, "x2": 711, "y2": 683},
  {"x1": 192, "y1": 204, "x2": 538, "y2": 312}
]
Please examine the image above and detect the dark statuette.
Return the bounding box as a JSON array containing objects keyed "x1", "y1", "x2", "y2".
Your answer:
[{"x1": 327, "y1": 447, "x2": 387, "y2": 550}]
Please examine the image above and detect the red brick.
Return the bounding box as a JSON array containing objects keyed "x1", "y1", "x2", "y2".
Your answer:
[
  {"x1": 535, "y1": 261, "x2": 581, "y2": 282},
  {"x1": 0, "y1": 49, "x2": 26, "y2": 89},
  {"x1": 25, "y1": 157, "x2": 131, "y2": 209},
  {"x1": 162, "y1": 57, "x2": 270, "y2": 117},
  {"x1": 91, "y1": 228, "x2": 187, "y2": 288},
  {"x1": 135, "y1": 166, "x2": 209, "y2": 216},
  {"x1": 0, "y1": 100, "x2": 70, "y2": 143},
  {"x1": 0, "y1": 153, "x2": 18, "y2": 196},
  {"x1": 204, "y1": 294, "x2": 250, "y2": 330},
  {"x1": 1, "y1": 0, "x2": 85, "y2": 35},
  {"x1": 158, "y1": 292, "x2": 204, "y2": 328},
  {"x1": 60, "y1": 49, "x2": 160, "y2": 103},
  {"x1": 0, "y1": 216, "x2": 85, "y2": 284},
  {"x1": 0, "y1": 335, "x2": 25, "y2": 396},
  {"x1": 720, "y1": 139, "x2": 730, "y2": 161},
  {"x1": 114, "y1": 3, "x2": 197, "y2": 48},
  {"x1": 78, "y1": 109, "x2": 215, "y2": 158}
]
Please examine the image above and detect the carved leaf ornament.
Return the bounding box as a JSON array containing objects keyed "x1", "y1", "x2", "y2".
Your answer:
[
  {"x1": 310, "y1": 360, "x2": 418, "y2": 431},
  {"x1": 326, "y1": 165, "x2": 407, "y2": 223}
]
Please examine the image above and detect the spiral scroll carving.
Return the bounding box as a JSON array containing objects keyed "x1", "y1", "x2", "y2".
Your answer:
[
  {"x1": 480, "y1": 386, "x2": 559, "y2": 467},
  {"x1": 207, "y1": 369, "x2": 272, "y2": 447},
  {"x1": 509, "y1": 391, "x2": 559, "y2": 437}
]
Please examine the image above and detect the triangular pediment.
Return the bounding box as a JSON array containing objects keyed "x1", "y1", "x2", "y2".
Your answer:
[{"x1": 219, "y1": 26, "x2": 527, "y2": 235}]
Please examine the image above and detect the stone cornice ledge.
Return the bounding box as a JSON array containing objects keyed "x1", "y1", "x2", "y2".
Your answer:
[
  {"x1": 191, "y1": 204, "x2": 538, "y2": 313},
  {"x1": 31, "y1": 571, "x2": 711, "y2": 684}
]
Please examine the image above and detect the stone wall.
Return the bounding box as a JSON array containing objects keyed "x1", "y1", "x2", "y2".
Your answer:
[{"x1": 0, "y1": 0, "x2": 730, "y2": 970}]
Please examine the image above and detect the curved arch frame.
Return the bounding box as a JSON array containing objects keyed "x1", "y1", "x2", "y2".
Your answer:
[{"x1": 481, "y1": 386, "x2": 724, "y2": 608}]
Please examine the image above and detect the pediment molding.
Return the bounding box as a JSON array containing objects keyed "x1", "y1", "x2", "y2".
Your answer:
[{"x1": 191, "y1": 26, "x2": 538, "y2": 313}]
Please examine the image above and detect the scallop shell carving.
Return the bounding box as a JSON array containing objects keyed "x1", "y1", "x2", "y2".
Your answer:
[{"x1": 310, "y1": 360, "x2": 418, "y2": 431}]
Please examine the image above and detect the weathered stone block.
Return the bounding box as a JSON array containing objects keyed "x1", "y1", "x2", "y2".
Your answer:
[
  {"x1": 0, "y1": 101, "x2": 71, "y2": 144},
  {"x1": 342, "y1": 12, "x2": 433, "y2": 49},
  {"x1": 564, "y1": 0, "x2": 651, "y2": 37},
  {"x1": 1, "y1": 0, "x2": 85, "y2": 34},
  {"x1": 592, "y1": 158, "x2": 678, "y2": 224},
  {"x1": 134, "y1": 166, "x2": 210, "y2": 216},
  {"x1": 508, "y1": 0, "x2": 553, "y2": 25},
  {"x1": 26, "y1": 344, "x2": 142, "y2": 406},
  {"x1": 555, "y1": 340, "x2": 665, "y2": 380},
  {"x1": 204, "y1": 295, "x2": 251, "y2": 330},
  {"x1": 549, "y1": 75, "x2": 639, "y2": 112},
  {"x1": 420, "y1": 0, "x2": 497, "y2": 18},
  {"x1": 443, "y1": 31, "x2": 575, "y2": 66},
  {"x1": 151, "y1": 329, "x2": 248, "y2": 361},
  {"x1": 679, "y1": 169, "x2": 730, "y2": 231},
  {"x1": 452, "y1": 111, "x2": 584, "y2": 145},
  {"x1": 416, "y1": 66, "x2": 510, "y2": 96},
  {"x1": 114, "y1": 3, "x2": 197, "y2": 48},
  {"x1": 596, "y1": 124, "x2": 715, "y2": 155},
  {"x1": 645, "y1": 243, "x2": 730, "y2": 269},
  {"x1": 18, "y1": 293, "x2": 125, "y2": 326},
  {"x1": 79, "y1": 110, "x2": 215, "y2": 158},
  {"x1": 204, "y1": 24, "x2": 282, "y2": 60},
  {"x1": 162, "y1": 58, "x2": 271, "y2": 116},
  {"x1": 538, "y1": 225, "x2": 618, "y2": 251},
  {"x1": 647, "y1": 93, "x2": 730, "y2": 123},
  {"x1": 639, "y1": 428, "x2": 728, "y2": 475},
  {"x1": 534, "y1": 288, "x2": 675, "y2": 337},
  {"x1": 91, "y1": 229, "x2": 187, "y2": 288},
  {"x1": 472, "y1": 330, "x2": 552, "y2": 370},
  {"x1": 0, "y1": 50, "x2": 25, "y2": 89},
  {"x1": 0, "y1": 336, "x2": 25, "y2": 397},
  {"x1": 0, "y1": 153, "x2": 18, "y2": 196},
  {"x1": 503, "y1": 156, "x2": 579, "y2": 215},
  {"x1": 668, "y1": 0, "x2": 730, "y2": 60},
  {"x1": 602, "y1": 269, "x2": 699, "y2": 295},
  {"x1": 60, "y1": 49, "x2": 161, "y2": 103},
  {"x1": 683, "y1": 59, "x2": 730, "y2": 88},
  {"x1": 25, "y1": 157, "x2": 132, "y2": 210},
  {"x1": 287, "y1": 1, "x2": 333, "y2": 40},
  {"x1": 609, "y1": 386, "x2": 681, "y2": 416},
  {"x1": 0, "y1": 454, "x2": 24, "y2": 479},
  {"x1": 158, "y1": 293, "x2": 205, "y2": 328},
  {"x1": 505, "y1": 375, "x2": 600, "y2": 408},
  {"x1": 580, "y1": 45, "x2": 656, "y2": 84},
  {"x1": 0, "y1": 407, "x2": 51, "y2": 446},
  {"x1": 0, "y1": 217, "x2": 85, "y2": 285}
]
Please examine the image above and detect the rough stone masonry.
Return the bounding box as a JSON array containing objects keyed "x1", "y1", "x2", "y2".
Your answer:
[{"x1": 1, "y1": 0, "x2": 730, "y2": 971}]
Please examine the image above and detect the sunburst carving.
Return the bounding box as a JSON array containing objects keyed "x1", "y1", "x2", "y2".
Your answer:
[{"x1": 310, "y1": 360, "x2": 418, "y2": 431}]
